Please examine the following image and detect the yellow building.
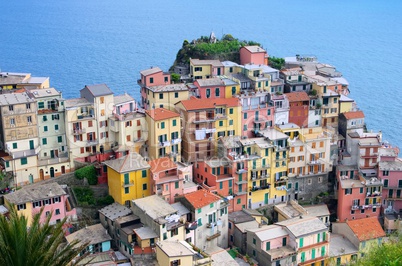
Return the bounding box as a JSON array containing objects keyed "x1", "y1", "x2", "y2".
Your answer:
[
  {"x1": 145, "y1": 108, "x2": 181, "y2": 162},
  {"x1": 104, "y1": 153, "x2": 151, "y2": 206},
  {"x1": 189, "y1": 59, "x2": 223, "y2": 79},
  {"x1": 0, "y1": 72, "x2": 49, "y2": 90},
  {"x1": 339, "y1": 94, "x2": 354, "y2": 113},
  {"x1": 142, "y1": 84, "x2": 189, "y2": 111},
  {"x1": 256, "y1": 128, "x2": 290, "y2": 205},
  {"x1": 156, "y1": 240, "x2": 211, "y2": 266},
  {"x1": 175, "y1": 97, "x2": 241, "y2": 162}
]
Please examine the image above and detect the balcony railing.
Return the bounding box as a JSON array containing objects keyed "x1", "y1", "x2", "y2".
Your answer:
[
  {"x1": 159, "y1": 141, "x2": 171, "y2": 147},
  {"x1": 122, "y1": 181, "x2": 135, "y2": 187},
  {"x1": 86, "y1": 139, "x2": 99, "y2": 146},
  {"x1": 171, "y1": 138, "x2": 182, "y2": 145},
  {"x1": 72, "y1": 128, "x2": 86, "y2": 135},
  {"x1": 206, "y1": 231, "x2": 221, "y2": 241}
]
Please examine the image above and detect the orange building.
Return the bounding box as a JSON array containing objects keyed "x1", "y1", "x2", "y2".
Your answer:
[{"x1": 286, "y1": 91, "x2": 310, "y2": 127}]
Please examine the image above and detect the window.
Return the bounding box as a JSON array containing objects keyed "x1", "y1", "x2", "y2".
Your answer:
[
  {"x1": 266, "y1": 241, "x2": 270, "y2": 250},
  {"x1": 58, "y1": 136, "x2": 62, "y2": 143},
  {"x1": 44, "y1": 199, "x2": 51, "y2": 205},
  {"x1": 243, "y1": 125, "x2": 247, "y2": 131},
  {"x1": 53, "y1": 197, "x2": 61, "y2": 203},
  {"x1": 244, "y1": 113, "x2": 247, "y2": 119},
  {"x1": 142, "y1": 184, "x2": 147, "y2": 190},
  {"x1": 206, "y1": 89, "x2": 210, "y2": 98},
  {"x1": 42, "y1": 138, "x2": 47, "y2": 145},
  {"x1": 17, "y1": 204, "x2": 26, "y2": 211},
  {"x1": 21, "y1": 158, "x2": 28, "y2": 165},
  {"x1": 229, "y1": 108, "x2": 233, "y2": 114},
  {"x1": 253, "y1": 238, "x2": 256, "y2": 245},
  {"x1": 220, "y1": 182, "x2": 223, "y2": 190},
  {"x1": 100, "y1": 96, "x2": 104, "y2": 104},
  {"x1": 219, "y1": 121, "x2": 223, "y2": 127},
  {"x1": 198, "y1": 208, "x2": 201, "y2": 214},
  {"x1": 54, "y1": 124, "x2": 59, "y2": 131},
  {"x1": 161, "y1": 122, "x2": 165, "y2": 129},
  {"x1": 299, "y1": 238, "x2": 304, "y2": 248},
  {"x1": 38, "y1": 102, "x2": 44, "y2": 109},
  {"x1": 124, "y1": 187, "x2": 129, "y2": 194},
  {"x1": 384, "y1": 179, "x2": 389, "y2": 187},
  {"x1": 12, "y1": 143, "x2": 17, "y2": 149},
  {"x1": 101, "y1": 109, "x2": 105, "y2": 116},
  {"x1": 45, "y1": 211, "x2": 50, "y2": 217},
  {"x1": 174, "y1": 92, "x2": 178, "y2": 98},
  {"x1": 175, "y1": 181, "x2": 179, "y2": 189},
  {"x1": 345, "y1": 188, "x2": 352, "y2": 195},
  {"x1": 215, "y1": 88, "x2": 220, "y2": 97},
  {"x1": 159, "y1": 93, "x2": 163, "y2": 100},
  {"x1": 197, "y1": 218, "x2": 202, "y2": 226},
  {"x1": 237, "y1": 198, "x2": 241, "y2": 204},
  {"x1": 210, "y1": 203, "x2": 214, "y2": 208},
  {"x1": 173, "y1": 119, "x2": 177, "y2": 126},
  {"x1": 33, "y1": 201, "x2": 42, "y2": 208},
  {"x1": 149, "y1": 77, "x2": 154, "y2": 84}
]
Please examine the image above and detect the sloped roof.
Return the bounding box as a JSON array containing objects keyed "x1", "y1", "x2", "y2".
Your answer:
[
  {"x1": 66, "y1": 224, "x2": 112, "y2": 245},
  {"x1": 195, "y1": 78, "x2": 224, "y2": 87},
  {"x1": 184, "y1": 189, "x2": 221, "y2": 209},
  {"x1": 285, "y1": 91, "x2": 310, "y2": 102},
  {"x1": 190, "y1": 59, "x2": 223, "y2": 67},
  {"x1": 277, "y1": 216, "x2": 327, "y2": 238},
  {"x1": 103, "y1": 153, "x2": 149, "y2": 173},
  {"x1": 140, "y1": 67, "x2": 162, "y2": 76},
  {"x1": 5, "y1": 182, "x2": 66, "y2": 205},
  {"x1": 114, "y1": 93, "x2": 135, "y2": 105},
  {"x1": 149, "y1": 157, "x2": 177, "y2": 173},
  {"x1": 145, "y1": 108, "x2": 179, "y2": 121},
  {"x1": 346, "y1": 217, "x2": 385, "y2": 241},
  {"x1": 241, "y1": 46, "x2": 266, "y2": 53},
  {"x1": 132, "y1": 195, "x2": 176, "y2": 220},
  {"x1": 82, "y1": 84, "x2": 113, "y2": 97},
  {"x1": 342, "y1": 111, "x2": 365, "y2": 120},
  {"x1": 177, "y1": 97, "x2": 240, "y2": 111}
]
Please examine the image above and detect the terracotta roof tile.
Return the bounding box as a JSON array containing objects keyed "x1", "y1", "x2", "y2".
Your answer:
[
  {"x1": 285, "y1": 91, "x2": 310, "y2": 102},
  {"x1": 145, "y1": 108, "x2": 179, "y2": 121},
  {"x1": 342, "y1": 111, "x2": 365, "y2": 120},
  {"x1": 346, "y1": 217, "x2": 385, "y2": 241},
  {"x1": 184, "y1": 189, "x2": 221, "y2": 209},
  {"x1": 177, "y1": 97, "x2": 240, "y2": 111},
  {"x1": 149, "y1": 157, "x2": 177, "y2": 173}
]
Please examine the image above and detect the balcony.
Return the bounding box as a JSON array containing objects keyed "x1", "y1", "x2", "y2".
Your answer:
[
  {"x1": 122, "y1": 181, "x2": 135, "y2": 187},
  {"x1": 86, "y1": 139, "x2": 98, "y2": 146},
  {"x1": 77, "y1": 113, "x2": 94, "y2": 120},
  {"x1": 72, "y1": 128, "x2": 86, "y2": 135},
  {"x1": 205, "y1": 128, "x2": 216, "y2": 134},
  {"x1": 171, "y1": 138, "x2": 182, "y2": 145},
  {"x1": 366, "y1": 192, "x2": 382, "y2": 198},
  {"x1": 193, "y1": 117, "x2": 216, "y2": 124},
  {"x1": 351, "y1": 205, "x2": 359, "y2": 210},
  {"x1": 38, "y1": 153, "x2": 69, "y2": 166},
  {"x1": 250, "y1": 185, "x2": 270, "y2": 192},
  {"x1": 236, "y1": 169, "x2": 247, "y2": 174},
  {"x1": 159, "y1": 141, "x2": 171, "y2": 147},
  {"x1": 8, "y1": 146, "x2": 41, "y2": 159},
  {"x1": 167, "y1": 220, "x2": 184, "y2": 231},
  {"x1": 308, "y1": 160, "x2": 321, "y2": 165},
  {"x1": 206, "y1": 222, "x2": 216, "y2": 228},
  {"x1": 206, "y1": 230, "x2": 221, "y2": 241}
]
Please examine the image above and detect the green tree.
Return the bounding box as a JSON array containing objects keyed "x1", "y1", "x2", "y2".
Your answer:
[
  {"x1": 268, "y1": 56, "x2": 285, "y2": 70},
  {"x1": 0, "y1": 206, "x2": 87, "y2": 266},
  {"x1": 349, "y1": 234, "x2": 402, "y2": 266}
]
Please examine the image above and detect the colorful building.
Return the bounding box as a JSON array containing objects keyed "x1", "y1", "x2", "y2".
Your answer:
[
  {"x1": 193, "y1": 78, "x2": 226, "y2": 99},
  {"x1": 66, "y1": 224, "x2": 112, "y2": 255},
  {"x1": 156, "y1": 240, "x2": 212, "y2": 266},
  {"x1": 131, "y1": 195, "x2": 186, "y2": 248},
  {"x1": 0, "y1": 92, "x2": 39, "y2": 186},
  {"x1": 4, "y1": 182, "x2": 77, "y2": 225},
  {"x1": 109, "y1": 93, "x2": 146, "y2": 156},
  {"x1": 179, "y1": 189, "x2": 229, "y2": 250},
  {"x1": 0, "y1": 71, "x2": 49, "y2": 90},
  {"x1": 141, "y1": 83, "x2": 189, "y2": 111},
  {"x1": 280, "y1": 67, "x2": 312, "y2": 93},
  {"x1": 30, "y1": 88, "x2": 71, "y2": 181},
  {"x1": 332, "y1": 217, "x2": 385, "y2": 255},
  {"x1": 145, "y1": 108, "x2": 181, "y2": 162},
  {"x1": 239, "y1": 46, "x2": 268, "y2": 66},
  {"x1": 286, "y1": 91, "x2": 310, "y2": 128},
  {"x1": 175, "y1": 97, "x2": 241, "y2": 163},
  {"x1": 189, "y1": 59, "x2": 224, "y2": 79},
  {"x1": 104, "y1": 153, "x2": 151, "y2": 206},
  {"x1": 149, "y1": 157, "x2": 197, "y2": 203},
  {"x1": 138, "y1": 67, "x2": 171, "y2": 109}
]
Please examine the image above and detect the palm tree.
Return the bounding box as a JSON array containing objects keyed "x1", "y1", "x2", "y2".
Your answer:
[{"x1": 0, "y1": 205, "x2": 88, "y2": 266}]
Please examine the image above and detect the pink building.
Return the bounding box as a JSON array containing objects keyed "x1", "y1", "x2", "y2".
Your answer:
[
  {"x1": 335, "y1": 166, "x2": 381, "y2": 222},
  {"x1": 240, "y1": 46, "x2": 268, "y2": 66},
  {"x1": 149, "y1": 157, "x2": 196, "y2": 203},
  {"x1": 4, "y1": 182, "x2": 77, "y2": 226},
  {"x1": 378, "y1": 147, "x2": 402, "y2": 216},
  {"x1": 138, "y1": 67, "x2": 170, "y2": 109},
  {"x1": 239, "y1": 92, "x2": 275, "y2": 138},
  {"x1": 193, "y1": 78, "x2": 226, "y2": 99}
]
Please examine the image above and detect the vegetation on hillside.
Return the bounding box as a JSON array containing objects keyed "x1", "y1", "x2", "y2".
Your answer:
[
  {"x1": 75, "y1": 165, "x2": 97, "y2": 185},
  {"x1": 348, "y1": 234, "x2": 402, "y2": 266},
  {"x1": 170, "y1": 34, "x2": 260, "y2": 71},
  {"x1": 73, "y1": 186, "x2": 114, "y2": 207},
  {"x1": 0, "y1": 205, "x2": 87, "y2": 266},
  {"x1": 268, "y1": 56, "x2": 285, "y2": 70}
]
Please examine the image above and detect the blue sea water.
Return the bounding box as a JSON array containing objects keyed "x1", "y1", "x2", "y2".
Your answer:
[{"x1": 1, "y1": 0, "x2": 401, "y2": 147}]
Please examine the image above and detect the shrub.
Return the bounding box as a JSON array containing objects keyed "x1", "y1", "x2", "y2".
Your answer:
[
  {"x1": 73, "y1": 187, "x2": 95, "y2": 206},
  {"x1": 75, "y1": 165, "x2": 97, "y2": 185},
  {"x1": 96, "y1": 195, "x2": 114, "y2": 206}
]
